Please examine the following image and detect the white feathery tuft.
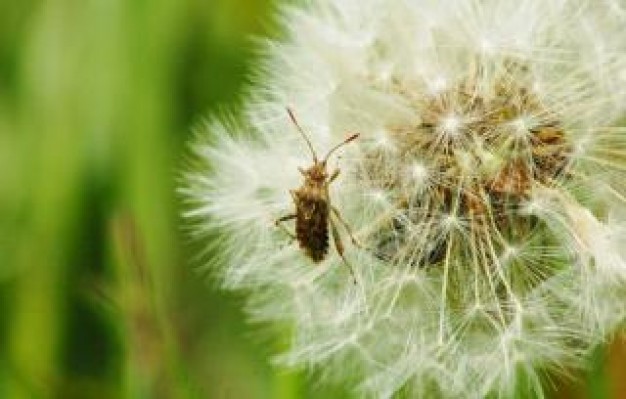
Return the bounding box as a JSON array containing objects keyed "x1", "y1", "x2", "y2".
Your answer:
[{"x1": 183, "y1": 0, "x2": 626, "y2": 397}]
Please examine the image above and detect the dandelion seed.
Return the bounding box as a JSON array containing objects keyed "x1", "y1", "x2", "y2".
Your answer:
[
  {"x1": 428, "y1": 76, "x2": 448, "y2": 94},
  {"x1": 440, "y1": 114, "x2": 462, "y2": 137}
]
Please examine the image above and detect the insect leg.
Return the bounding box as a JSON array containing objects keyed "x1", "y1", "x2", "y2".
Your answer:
[
  {"x1": 331, "y1": 206, "x2": 362, "y2": 248},
  {"x1": 330, "y1": 218, "x2": 357, "y2": 284},
  {"x1": 328, "y1": 169, "x2": 340, "y2": 183},
  {"x1": 275, "y1": 214, "x2": 297, "y2": 240}
]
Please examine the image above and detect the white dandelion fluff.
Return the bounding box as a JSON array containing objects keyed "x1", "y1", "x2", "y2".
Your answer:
[{"x1": 183, "y1": 0, "x2": 626, "y2": 397}]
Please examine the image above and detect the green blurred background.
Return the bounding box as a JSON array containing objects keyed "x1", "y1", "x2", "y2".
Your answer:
[{"x1": 0, "y1": 1, "x2": 624, "y2": 398}]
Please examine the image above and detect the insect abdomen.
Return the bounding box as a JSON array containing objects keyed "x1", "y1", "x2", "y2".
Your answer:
[{"x1": 295, "y1": 196, "x2": 329, "y2": 262}]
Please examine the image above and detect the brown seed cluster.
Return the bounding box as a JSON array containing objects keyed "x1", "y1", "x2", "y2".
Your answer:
[{"x1": 361, "y1": 69, "x2": 572, "y2": 266}]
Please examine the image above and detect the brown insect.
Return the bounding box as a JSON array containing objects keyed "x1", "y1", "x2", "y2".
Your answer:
[{"x1": 275, "y1": 108, "x2": 360, "y2": 283}]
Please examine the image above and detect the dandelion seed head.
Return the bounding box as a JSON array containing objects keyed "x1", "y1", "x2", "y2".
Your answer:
[{"x1": 184, "y1": 0, "x2": 626, "y2": 397}]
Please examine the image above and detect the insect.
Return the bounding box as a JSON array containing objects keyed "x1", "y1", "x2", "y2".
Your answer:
[{"x1": 275, "y1": 108, "x2": 360, "y2": 283}]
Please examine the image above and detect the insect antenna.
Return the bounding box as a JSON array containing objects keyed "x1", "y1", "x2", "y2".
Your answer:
[
  {"x1": 323, "y1": 133, "x2": 360, "y2": 162},
  {"x1": 287, "y1": 107, "x2": 319, "y2": 162}
]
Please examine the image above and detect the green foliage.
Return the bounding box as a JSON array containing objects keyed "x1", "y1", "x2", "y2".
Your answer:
[{"x1": 0, "y1": 1, "x2": 280, "y2": 397}]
